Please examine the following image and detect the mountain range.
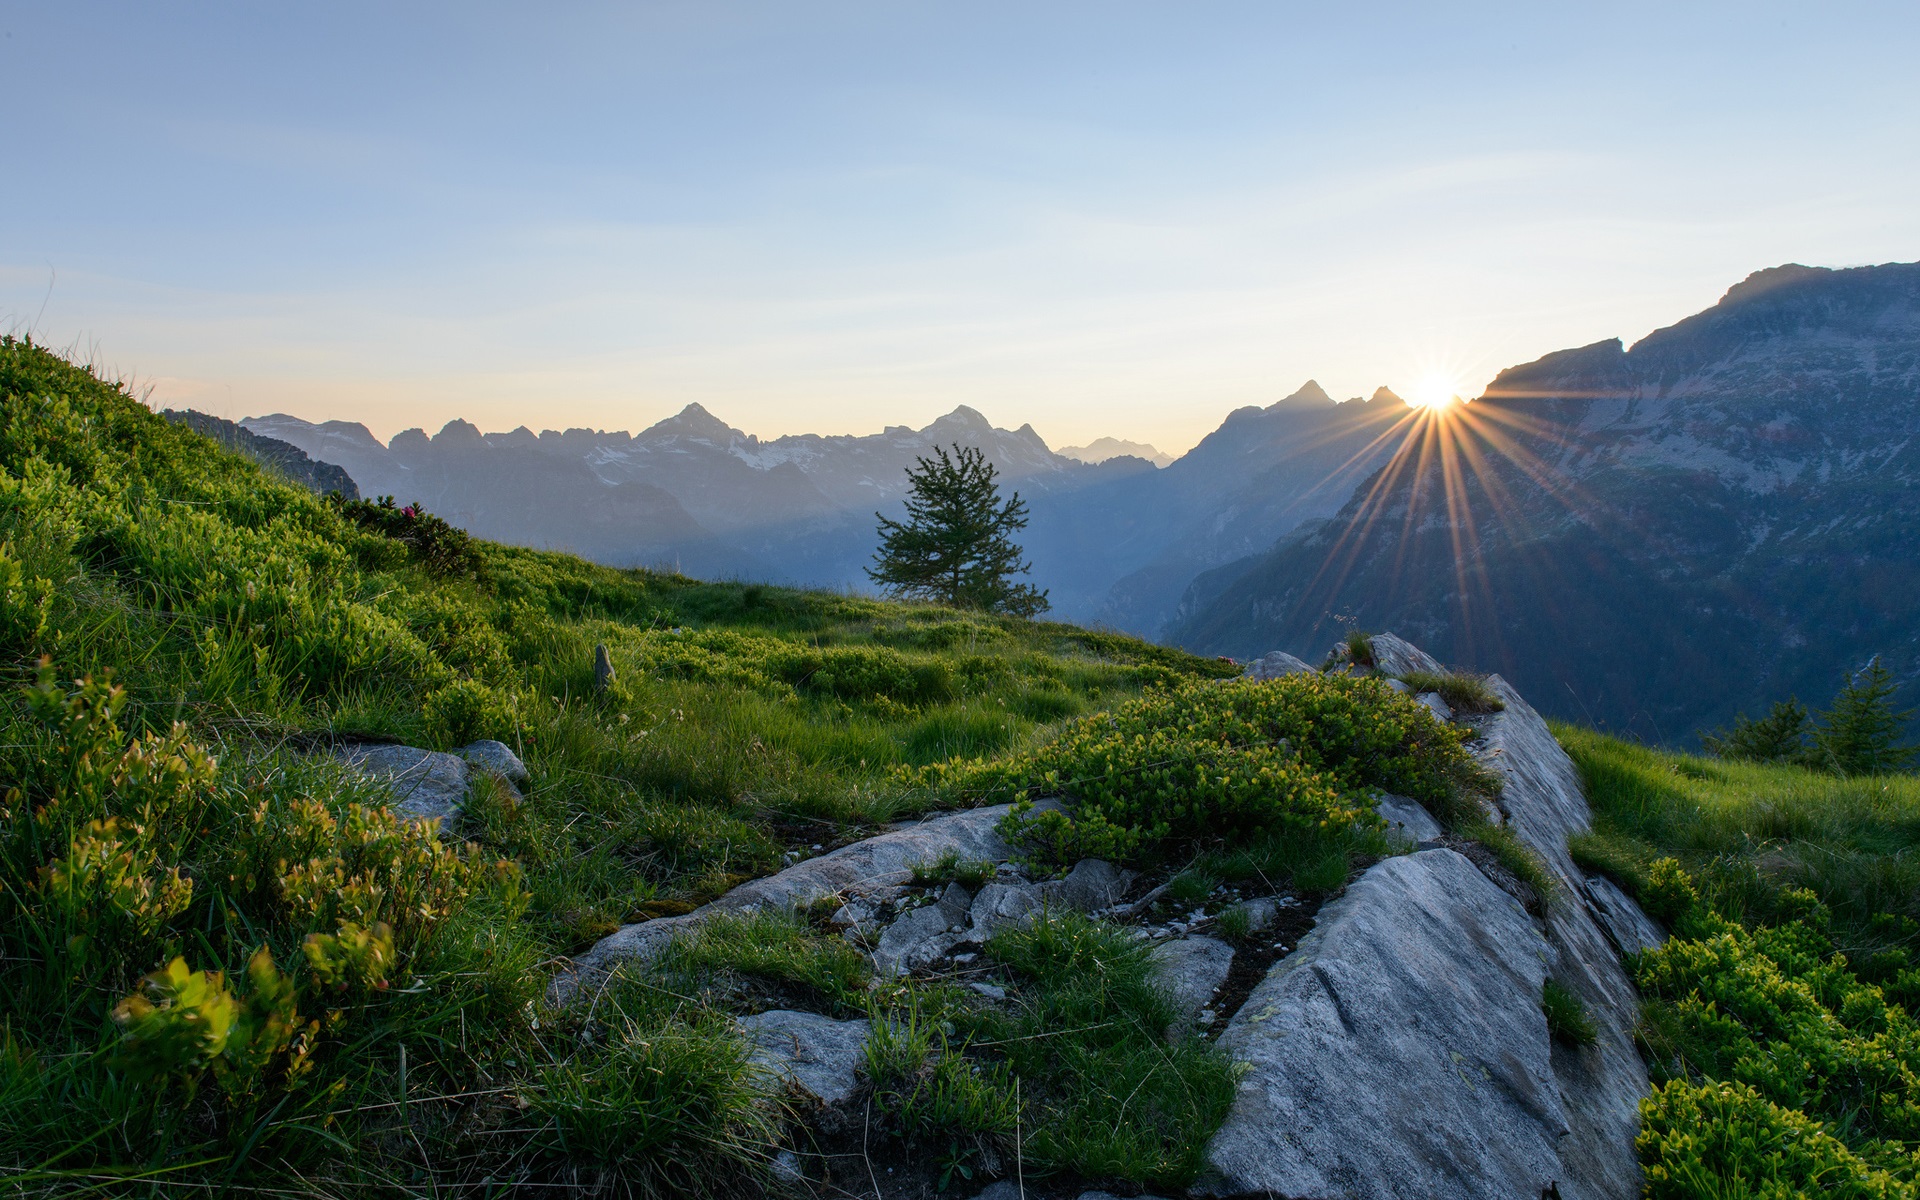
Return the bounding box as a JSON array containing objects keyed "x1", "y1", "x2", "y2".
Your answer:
[
  {"x1": 235, "y1": 260, "x2": 1920, "y2": 743},
  {"x1": 1170, "y1": 262, "x2": 1920, "y2": 742},
  {"x1": 244, "y1": 384, "x2": 1411, "y2": 634}
]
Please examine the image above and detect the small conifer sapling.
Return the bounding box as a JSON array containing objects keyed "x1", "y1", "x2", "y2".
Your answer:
[{"x1": 868, "y1": 444, "x2": 1050, "y2": 617}]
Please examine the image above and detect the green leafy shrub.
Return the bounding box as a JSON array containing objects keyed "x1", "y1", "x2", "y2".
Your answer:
[
  {"x1": 420, "y1": 676, "x2": 515, "y2": 745},
  {"x1": 1630, "y1": 861, "x2": 1920, "y2": 1188},
  {"x1": 328, "y1": 494, "x2": 484, "y2": 579},
  {"x1": 909, "y1": 673, "x2": 1492, "y2": 864},
  {"x1": 1639, "y1": 1078, "x2": 1911, "y2": 1200}
]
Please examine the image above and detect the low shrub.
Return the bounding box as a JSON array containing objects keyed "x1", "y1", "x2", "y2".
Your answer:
[
  {"x1": 328, "y1": 494, "x2": 485, "y2": 579},
  {"x1": 908, "y1": 673, "x2": 1493, "y2": 865},
  {"x1": 1629, "y1": 860, "x2": 1920, "y2": 1190}
]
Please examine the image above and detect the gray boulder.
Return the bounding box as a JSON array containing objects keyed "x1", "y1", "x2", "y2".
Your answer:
[
  {"x1": 1374, "y1": 793, "x2": 1444, "y2": 843},
  {"x1": 552, "y1": 804, "x2": 1030, "y2": 1003},
  {"x1": 1033, "y1": 858, "x2": 1132, "y2": 913},
  {"x1": 1245, "y1": 650, "x2": 1315, "y2": 681},
  {"x1": 460, "y1": 739, "x2": 529, "y2": 786},
  {"x1": 593, "y1": 643, "x2": 616, "y2": 691},
  {"x1": 873, "y1": 885, "x2": 977, "y2": 976},
  {"x1": 739, "y1": 1010, "x2": 871, "y2": 1107},
  {"x1": 1366, "y1": 631, "x2": 1445, "y2": 676},
  {"x1": 1148, "y1": 935, "x2": 1235, "y2": 1029},
  {"x1": 1199, "y1": 849, "x2": 1566, "y2": 1200},
  {"x1": 334, "y1": 744, "x2": 468, "y2": 829},
  {"x1": 1416, "y1": 690, "x2": 1454, "y2": 722},
  {"x1": 968, "y1": 881, "x2": 1040, "y2": 939}
]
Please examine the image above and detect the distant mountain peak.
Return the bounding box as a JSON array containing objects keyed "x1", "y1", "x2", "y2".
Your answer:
[
  {"x1": 1271, "y1": 380, "x2": 1335, "y2": 409},
  {"x1": 1057, "y1": 436, "x2": 1173, "y2": 468},
  {"x1": 433, "y1": 418, "x2": 485, "y2": 448},
  {"x1": 923, "y1": 405, "x2": 993, "y2": 436},
  {"x1": 641, "y1": 402, "x2": 743, "y2": 443},
  {"x1": 1368, "y1": 386, "x2": 1404, "y2": 406}
]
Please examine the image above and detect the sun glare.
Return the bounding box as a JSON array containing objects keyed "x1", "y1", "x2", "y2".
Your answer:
[{"x1": 1407, "y1": 375, "x2": 1463, "y2": 409}]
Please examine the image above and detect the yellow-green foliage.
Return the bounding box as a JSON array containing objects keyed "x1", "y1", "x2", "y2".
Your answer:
[
  {"x1": 1631, "y1": 870, "x2": 1920, "y2": 1183},
  {"x1": 913, "y1": 672, "x2": 1492, "y2": 863},
  {"x1": 1640, "y1": 1078, "x2": 1913, "y2": 1200},
  {"x1": 1561, "y1": 722, "x2": 1920, "y2": 1198},
  {"x1": 0, "y1": 337, "x2": 1247, "y2": 1190}
]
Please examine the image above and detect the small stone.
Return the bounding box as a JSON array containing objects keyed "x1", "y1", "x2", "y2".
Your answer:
[
  {"x1": 968, "y1": 982, "x2": 1007, "y2": 1001},
  {"x1": 1232, "y1": 897, "x2": 1277, "y2": 932},
  {"x1": 592, "y1": 643, "x2": 616, "y2": 691},
  {"x1": 738, "y1": 1010, "x2": 870, "y2": 1107},
  {"x1": 772, "y1": 1149, "x2": 805, "y2": 1183}
]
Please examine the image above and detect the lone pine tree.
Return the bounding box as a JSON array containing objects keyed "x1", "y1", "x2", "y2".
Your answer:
[
  {"x1": 1813, "y1": 656, "x2": 1917, "y2": 776},
  {"x1": 868, "y1": 444, "x2": 1050, "y2": 617}
]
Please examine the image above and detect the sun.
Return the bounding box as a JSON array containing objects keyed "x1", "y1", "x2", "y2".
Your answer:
[{"x1": 1406, "y1": 374, "x2": 1464, "y2": 409}]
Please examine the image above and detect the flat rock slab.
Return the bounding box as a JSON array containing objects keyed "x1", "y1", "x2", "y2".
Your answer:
[
  {"x1": 552, "y1": 804, "x2": 1025, "y2": 1003},
  {"x1": 739, "y1": 1010, "x2": 871, "y2": 1107},
  {"x1": 1199, "y1": 849, "x2": 1566, "y2": 1200},
  {"x1": 334, "y1": 744, "x2": 469, "y2": 829},
  {"x1": 1149, "y1": 935, "x2": 1235, "y2": 1028}
]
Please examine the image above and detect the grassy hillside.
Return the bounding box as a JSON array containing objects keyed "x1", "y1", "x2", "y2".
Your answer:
[
  {"x1": 1560, "y1": 725, "x2": 1920, "y2": 1197},
  {"x1": 1, "y1": 337, "x2": 1294, "y2": 1193},
  {"x1": 6, "y1": 337, "x2": 1522, "y2": 1200}
]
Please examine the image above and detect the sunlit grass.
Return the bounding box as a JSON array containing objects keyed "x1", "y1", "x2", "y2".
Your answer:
[{"x1": 1555, "y1": 720, "x2": 1920, "y2": 950}]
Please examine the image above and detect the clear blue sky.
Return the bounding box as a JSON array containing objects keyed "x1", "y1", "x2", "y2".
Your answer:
[{"x1": 4, "y1": 2, "x2": 1916, "y2": 452}]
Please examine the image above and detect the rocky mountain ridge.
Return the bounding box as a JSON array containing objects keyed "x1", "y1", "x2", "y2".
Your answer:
[{"x1": 1171, "y1": 260, "x2": 1920, "y2": 741}]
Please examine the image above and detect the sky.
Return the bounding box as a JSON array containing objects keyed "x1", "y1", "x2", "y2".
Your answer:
[{"x1": 3, "y1": 2, "x2": 1917, "y2": 455}]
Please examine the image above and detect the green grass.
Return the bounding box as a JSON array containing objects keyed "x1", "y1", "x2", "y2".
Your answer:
[
  {"x1": 1395, "y1": 668, "x2": 1506, "y2": 714},
  {"x1": 1556, "y1": 721, "x2": 1920, "y2": 1198},
  {"x1": 868, "y1": 911, "x2": 1240, "y2": 1190},
  {"x1": 0, "y1": 338, "x2": 1242, "y2": 1194},
  {"x1": 1556, "y1": 721, "x2": 1920, "y2": 953},
  {"x1": 1541, "y1": 978, "x2": 1597, "y2": 1046}
]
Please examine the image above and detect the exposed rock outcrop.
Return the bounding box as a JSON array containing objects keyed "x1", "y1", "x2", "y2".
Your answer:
[
  {"x1": 332, "y1": 738, "x2": 526, "y2": 831},
  {"x1": 550, "y1": 804, "x2": 1028, "y2": 1003},
  {"x1": 1199, "y1": 850, "x2": 1564, "y2": 1199},
  {"x1": 1202, "y1": 635, "x2": 1657, "y2": 1200},
  {"x1": 1243, "y1": 649, "x2": 1314, "y2": 680},
  {"x1": 334, "y1": 743, "x2": 471, "y2": 828}
]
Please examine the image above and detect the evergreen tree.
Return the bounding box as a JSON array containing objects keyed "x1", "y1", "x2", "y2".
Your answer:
[
  {"x1": 867, "y1": 444, "x2": 1050, "y2": 617},
  {"x1": 1812, "y1": 657, "x2": 1916, "y2": 776},
  {"x1": 1700, "y1": 698, "x2": 1814, "y2": 765}
]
